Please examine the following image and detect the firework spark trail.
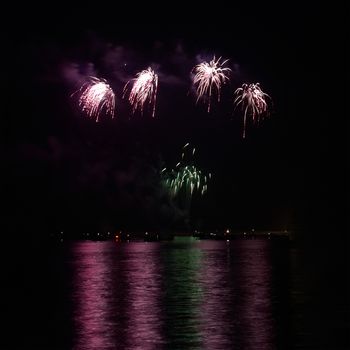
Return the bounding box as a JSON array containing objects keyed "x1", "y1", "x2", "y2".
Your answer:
[
  {"x1": 164, "y1": 165, "x2": 208, "y2": 197},
  {"x1": 161, "y1": 144, "x2": 210, "y2": 198},
  {"x1": 124, "y1": 67, "x2": 158, "y2": 117},
  {"x1": 233, "y1": 83, "x2": 271, "y2": 138},
  {"x1": 73, "y1": 77, "x2": 115, "y2": 122},
  {"x1": 192, "y1": 56, "x2": 231, "y2": 112}
]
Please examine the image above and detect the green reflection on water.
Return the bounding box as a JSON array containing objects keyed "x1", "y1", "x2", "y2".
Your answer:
[{"x1": 161, "y1": 237, "x2": 203, "y2": 349}]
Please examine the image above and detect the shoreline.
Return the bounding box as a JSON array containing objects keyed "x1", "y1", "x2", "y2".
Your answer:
[{"x1": 49, "y1": 229, "x2": 293, "y2": 242}]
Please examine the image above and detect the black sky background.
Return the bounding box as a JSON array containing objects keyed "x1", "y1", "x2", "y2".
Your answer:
[{"x1": 2, "y1": 1, "x2": 343, "y2": 239}]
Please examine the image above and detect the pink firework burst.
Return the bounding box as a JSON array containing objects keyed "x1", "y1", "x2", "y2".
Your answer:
[
  {"x1": 233, "y1": 83, "x2": 271, "y2": 138},
  {"x1": 192, "y1": 56, "x2": 231, "y2": 112},
  {"x1": 74, "y1": 77, "x2": 115, "y2": 122},
  {"x1": 124, "y1": 67, "x2": 158, "y2": 117}
]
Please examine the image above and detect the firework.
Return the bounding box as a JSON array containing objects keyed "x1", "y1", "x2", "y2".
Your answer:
[
  {"x1": 163, "y1": 165, "x2": 208, "y2": 197},
  {"x1": 161, "y1": 144, "x2": 209, "y2": 198},
  {"x1": 192, "y1": 56, "x2": 231, "y2": 112},
  {"x1": 233, "y1": 83, "x2": 271, "y2": 138},
  {"x1": 73, "y1": 77, "x2": 115, "y2": 122},
  {"x1": 124, "y1": 67, "x2": 158, "y2": 117}
]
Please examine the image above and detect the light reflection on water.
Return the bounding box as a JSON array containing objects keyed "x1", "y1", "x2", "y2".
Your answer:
[
  {"x1": 72, "y1": 242, "x2": 118, "y2": 350},
  {"x1": 124, "y1": 244, "x2": 163, "y2": 349},
  {"x1": 69, "y1": 238, "x2": 287, "y2": 350},
  {"x1": 160, "y1": 238, "x2": 203, "y2": 349}
]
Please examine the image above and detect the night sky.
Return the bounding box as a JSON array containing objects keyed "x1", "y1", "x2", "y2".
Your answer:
[{"x1": 3, "y1": 1, "x2": 340, "y2": 238}]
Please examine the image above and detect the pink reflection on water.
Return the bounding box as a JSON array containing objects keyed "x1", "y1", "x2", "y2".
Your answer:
[
  {"x1": 198, "y1": 240, "x2": 232, "y2": 349},
  {"x1": 198, "y1": 239, "x2": 275, "y2": 350},
  {"x1": 71, "y1": 242, "x2": 163, "y2": 350},
  {"x1": 123, "y1": 243, "x2": 163, "y2": 349},
  {"x1": 71, "y1": 242, "x2": 117, "y2": 350},
  {"x1": 232, "y1": 239, "x2": 275, "y2": 350}
]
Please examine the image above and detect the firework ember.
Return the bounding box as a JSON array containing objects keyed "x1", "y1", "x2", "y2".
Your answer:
[
  {"x1": 74, "y1": 77, "x2": 115, "y2": 122},
  {"x1": 233, "y1": 83, "x2": 271, "y2": 138},
  {"x1": 161, "y1": 144, "x2": 209, "y2": 198},
  {"x1": 192, "y1": 56, "x2": 231, "y2": 112},
  {"x1": 124, "y1": 67, "x2": 158, "y2": 117},
  {"x1": 163, "y1": 165, "x2": 208, "y2": 197}
]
